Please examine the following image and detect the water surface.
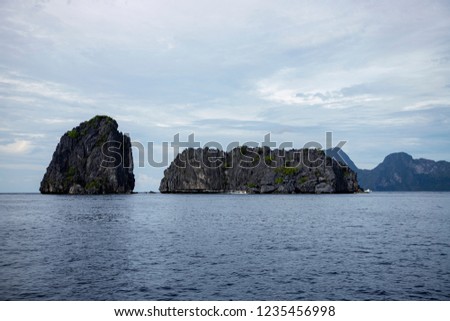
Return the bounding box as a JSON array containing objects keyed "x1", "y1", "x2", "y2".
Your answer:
[{"x1": 0, "y1": 192, "x2": 449, "y2": 300}]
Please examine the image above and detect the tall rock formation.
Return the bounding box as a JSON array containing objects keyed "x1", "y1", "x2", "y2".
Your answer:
[
  {"x1": 40, "y1": 115, "x2": 135, "y2": 194},
  {"x1": 159, "y1": 147, "x2": 360, "y2": 194}
]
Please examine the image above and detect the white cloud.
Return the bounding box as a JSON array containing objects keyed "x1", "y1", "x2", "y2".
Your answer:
[
  {"x1": 0, "y1": 139, "x2": 32, "y2": 154},
  {"x1": 0, "y1": 73, "x2": 95, "y2": 105},
  {"x1": 257, "y1": 84, "x2": 384, "y2": 109},
  {"x1": 402, "y1": 100, "x2": 450, "y2": 111},
  {"x1": 256, "y1": 75, "x2": 387, "y2": 109},
  {"x1": 12, "y1": 132, "x2": 45, "y2": 138},
  {"x1": 40, "y1": 118, "x2": 77, "y2": 125}
]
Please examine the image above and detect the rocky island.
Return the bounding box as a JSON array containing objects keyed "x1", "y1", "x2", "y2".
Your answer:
[
  {"x1": 160, "y1": 147, "x2": 360, "y2": 193},
  {"x1": 40, "y1": 115, "x2": 135, "y2": 194}
]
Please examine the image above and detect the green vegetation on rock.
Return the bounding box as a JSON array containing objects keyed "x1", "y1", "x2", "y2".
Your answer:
[
  {"x1": 63, "y1": 166, "x2": 77, "y2": 188},
  {"x1": 95, "y1": 133, "x2": 108, "y2": 147},
  {"x1": 88, "y1": 115, "x2": 114, "y2": 127},
  {"x1": 298, "y1": 176, "x2": 308, "y2": 184},
  {"x1": 275, "y1": 166, "x2": 299, "y2": 176},
  {"x1": 275, "y1": 177, "x2": 284, "y2": 184},
  {"x1": 67, "y1": 166, "x2": 76, "y2": 178},
  {"x1": 264, "y1": 155, "x2": 274, "y2": 164},
  {"x1": 66, "y1": 129, "x2": 79, "y2": 139},
  {"x1": 85, "y1": 179, "x2": 101, "y2": 190},
  {"x1": 252, "y1": 154, "x2": 260, "y2": 165}
]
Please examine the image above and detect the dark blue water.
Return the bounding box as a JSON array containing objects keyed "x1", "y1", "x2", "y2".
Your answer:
[{"x1": 0, "y1": 192, "x2": 449, "y2": 300}]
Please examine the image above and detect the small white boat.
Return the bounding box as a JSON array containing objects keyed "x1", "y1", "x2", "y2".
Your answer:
[
  {"x1": 228, "y1": 190, "x2": 247, "y2": 194},
  {"x1": 364, "y1": 189, "x2": 371, "y2": 193}
]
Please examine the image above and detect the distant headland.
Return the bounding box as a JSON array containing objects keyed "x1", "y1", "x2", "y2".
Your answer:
[{"x1": 329, "y1": 149, "x2": 450, "y2": 191}]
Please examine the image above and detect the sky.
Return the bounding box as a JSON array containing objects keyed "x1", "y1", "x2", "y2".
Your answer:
[{"x1": 1, "y1": 0, "x2": 450, "y2": 192}]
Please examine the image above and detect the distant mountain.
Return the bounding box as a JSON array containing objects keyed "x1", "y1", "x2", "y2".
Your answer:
[
  {"x1": 326, "y1": 149, "x2": 450, "y2": 191},
  {"x1": 357, "y1": 152, "x2": 450, "y2": 191}
]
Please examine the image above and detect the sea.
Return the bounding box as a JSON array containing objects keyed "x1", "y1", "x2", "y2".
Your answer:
[{"x1": 0, "y1": 192, "x2": 449, "y2": 301}]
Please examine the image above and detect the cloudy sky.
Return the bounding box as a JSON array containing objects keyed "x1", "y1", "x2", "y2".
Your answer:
[{"x1": 1, "y1": 0, "x2": 450, "y2": 192}]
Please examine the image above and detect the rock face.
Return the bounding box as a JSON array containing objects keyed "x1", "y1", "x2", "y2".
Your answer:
[
  {"x1": 159, "y1": 147, "x2": 360, "y2": 193},
  {"x1": 40, "y1": 115, "x2": 135, "y2": 194}
]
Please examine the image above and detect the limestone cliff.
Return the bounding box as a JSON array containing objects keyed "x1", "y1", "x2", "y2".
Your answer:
[
  {"x1": 40, "y1": 115, "x2": 135, "y2": 194},
  {"x1": 159, "y1": 147, "x2": 359, "y2": 194}
]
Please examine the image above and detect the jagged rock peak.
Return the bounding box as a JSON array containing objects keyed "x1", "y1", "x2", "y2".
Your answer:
[
  {"x1": 159, "y1": 147, "x2": 360, "y2": 194},
  {"x1": 40, "y1": 115, "x2": 135, "y2": 194}
]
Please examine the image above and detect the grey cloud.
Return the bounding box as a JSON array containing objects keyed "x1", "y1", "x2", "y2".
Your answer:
[
  {"x1": 340, "y1": 84, "x2": 371, "y2": 96},
  {"x1": 295, "y1": 91, "x2": 335, "y2": 101},
  {"x1": 191, "y1": 118, "x2": 313, "y2": 135}
]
